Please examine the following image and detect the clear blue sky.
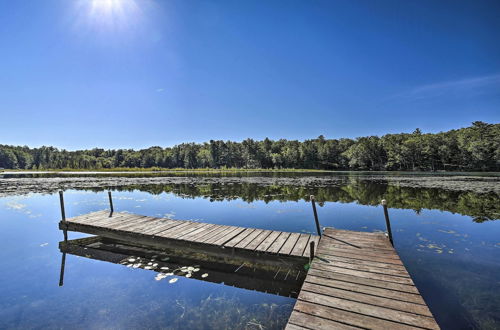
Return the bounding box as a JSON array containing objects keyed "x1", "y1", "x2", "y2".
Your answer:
[{"x1": 1, "y1": 0, "x2": 499, "y2": 150}]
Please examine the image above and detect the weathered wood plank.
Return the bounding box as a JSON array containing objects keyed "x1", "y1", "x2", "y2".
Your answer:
[
  {"x1": 244, "y1": 230, "x2": 273, "y2": 250},
  {"x1": 83, "y1": 214, "x2": 147, "y2": 230},
  {"x1": 305, "y1": 274, "x2": 426, "y2": 305},
  {"x1": 279, "y1": 233, "x2": 301, "y2": 255},
  {"x1": 178, "y1": 223, "x2": 217, "y2": 240},
  {"x1": 317, "y1": 250, "x2": 404, "y2": 266},
  {"x1": 284, "y1": 323, "x2": 308, "y2": 330},
  {"x1": 67, "y1": 210, "x2": 110, "y2": 224},
  {"x1": 212, "y1": 227, "x2": 246, "y2": 246},
  {"x1": 234, "y1": 229, "x2": 265, "y2": 249},
  {"x1": 290, "y1": 234, "x2": 311, "y2": 257},
  {"x1": 224, "y1": 228, "x2": 255, "y2": 248},
  {"x1": 314, "y1": 257, "x2": 410, "y2": 277},
  {"x1": 267, "y1": 232, "x2": 291, "y2": 254},
  {"x1": 293, "y1": 300, "x2": 420, "y2": 330},
  {"x1": 73, "y1": 212, "x2": 134, "y2": 227},
  {"x1": 169, "y1": 222, "x2": 208, "y2": 239},
  {"x1": 156, "y1": 221, "x2": 196, "y2": 237},
  {"x1": 111, "y1": 216, "x2": 156, "y2": 232},
  {"x1": 308, "y1": 268, "x2": 419, "y2": 294},
  {"x1": 203, "y1": 226, "x2": 240, "y2": 245},
  {"x1": 189, "y1": 224, "x2": 226, "y2": 242},
  {"x1": 288, "y1": 310, "x2": 362, "y2": 330},
  {"x1": 320, "y1": 248, "x2": 403, "y2": 266},
  {"x1": 301, "y1": 282, "x2": 433, "y2": 317},
  {"x1": 298, "y1": 290, "x2": 439, "y2": 329},
  {"x1": 313, "y1": 262, "x2": 415, "y2": 286},
  {"x1": 254, "y1": 231, "x2": 281, "y2": 252},
  {"x1": 318, "y1": 244, "x2": 401, "y2": 259},
  {"x1": 142, "y1": 219, "x2": 184, "y2": 235}
]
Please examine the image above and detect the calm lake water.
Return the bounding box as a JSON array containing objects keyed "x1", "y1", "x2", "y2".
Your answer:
[{"x1": 0, "y1": 172, "x2": 499, "y2": 329}]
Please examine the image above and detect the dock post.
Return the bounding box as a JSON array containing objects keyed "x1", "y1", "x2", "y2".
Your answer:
[
  {"x1": 59, "y1": 191, "x2": 68, "y2": 241},
  {"x1": 381, "y1": 199, "x2": 394, "y2": 246},
  {"x1": 310, "y1": 195, "x2": 322, "y2": 236},
  {"x1": 108, "y1": 191, "x2": 114, "y2": 216},
  {"x1": 59, "y1": 252, "x2": 66, "y2": 287},
  {"x1": 309, "y1": 241, "x2": 315, "y2": 263}
]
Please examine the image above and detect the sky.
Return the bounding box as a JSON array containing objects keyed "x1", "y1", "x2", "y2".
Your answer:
[{"x1": 0, "y1": 0, "x2": 499, "y2": 150}]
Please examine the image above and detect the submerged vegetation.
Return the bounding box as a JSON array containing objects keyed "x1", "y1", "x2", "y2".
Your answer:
[{"x1": 1, "y1": 122, "x2": 499, "y2": 171}]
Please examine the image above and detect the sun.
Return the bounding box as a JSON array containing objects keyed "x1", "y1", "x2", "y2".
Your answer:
[
  {"x1": 90, "y1": 0, "x2": 126, "y2": 15},
  {"x1": 75, "y1": 0, "x2": 141, "y2": 31}
]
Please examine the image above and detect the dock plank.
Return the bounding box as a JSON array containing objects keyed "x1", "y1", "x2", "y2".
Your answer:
[
  {"x1": 244, "y1": 230, "x2": 273, "y2": 250},
  {"x1": 286, "y1": 228, "x2": 439, "y2": 329},
  {"x1": 189, "y1": 224, "x2": 226, "y2": 242},
  {"x1": 254, "y1": 231, "x2": 281, "y2": 252},
  {"x1": 290, "y1": 234, "x2": 311, "y2": 257},
  {"x1": 224, "y1": 228, "x2": 255, "y2": 248},
  {"x1": 234, "y1": 229, "x2": 265, "y2": 249},
  {"x1": 267, "y1": 232, "x2": 291, "y2": 254},
  {"x1": 212, "y1": 227, "x2": 246, "y2": 246},
  {"x1": 279, "y1": 233, "x2": 301, "y2": 255},
  {"x1": 305, "y1": 274, "x2": 426, "y2": 305}
]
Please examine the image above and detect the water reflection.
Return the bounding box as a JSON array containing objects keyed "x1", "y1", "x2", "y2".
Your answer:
[
  {"x1": 77, "y1": 181, "x2": 499, "y2": 222},
  {"x1": 59, "y1": 236, "x2": 306, "y2": 298}
]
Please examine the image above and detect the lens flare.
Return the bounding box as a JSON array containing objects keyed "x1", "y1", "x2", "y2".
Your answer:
[{"x1": 75, "y1": 0, "x2": 142, "y2": 32}]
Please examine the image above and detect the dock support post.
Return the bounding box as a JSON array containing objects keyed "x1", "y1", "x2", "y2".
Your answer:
[
  {"x1": 108, "y1": 191, "x2": 114, "y2": 216},
  {"x1": 59, "y1": 191, "x2": 68, "y2": 242},
  {"x1": 310, "y1": 195, "x2": 322, "y2": 236},
  {"x1": 309, "y1": 241, "x2": 315, "y2": 263},
  {"x1": 381, "y1": 199, "x2": 394, "y2": 246},
  {"x1": 59, "y1": 252, "x2": 66, "y2": 287}
]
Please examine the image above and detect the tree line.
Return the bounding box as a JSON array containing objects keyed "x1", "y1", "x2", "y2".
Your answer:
[{"x1": 0, "y1": 121, "x2": 498, "y2": 171}]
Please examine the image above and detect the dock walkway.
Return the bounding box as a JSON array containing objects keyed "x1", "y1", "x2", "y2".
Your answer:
[
  {"x1": 60, "y1": 210, "x2": 319, "y2": 259},
  {"x1": 59, "y1": 210, "x2": 439, "y2": 329},
  {"x1": 286, "y1": 228, "x2": 439, "y2": 330}
]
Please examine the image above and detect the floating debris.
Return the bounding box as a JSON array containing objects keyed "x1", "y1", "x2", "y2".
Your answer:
[
  {"x1": 132, "y1": 263, "x2": 141, "y2": 268},
  {"x1": 201, "y1": 273, "x2": 208, "y2": 278},
  {"x1": 185, "y1": 274, "x2": 192, "y2": 278},
  {"x1": 155, "y1": 273, "x2": 169, "y2": 281},
  {"x1": 40, "y1": 243, "x2": 48, "y2": 247},
  {"x1": 438, "y1": 229, "x2": 457, "y2": 235},
  {"x1": 169, "y1": 278, "x2": 178, "y2": 284}
]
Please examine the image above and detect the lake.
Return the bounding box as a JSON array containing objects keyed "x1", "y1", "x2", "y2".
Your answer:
[{"x1": 0, "y1": 172, "x2": 499, "y2": 329}]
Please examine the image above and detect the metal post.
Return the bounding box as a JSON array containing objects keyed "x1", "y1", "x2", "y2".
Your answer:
[
  {"x1": 108, "y1": 191, "x2": 114, "y2": 216},
  {"x1": 309, "y1": 241, "x2": 315, "y2": 264},
  {"x1": 59, "y1": 191, "x2": 68, "y2": 241},
  {"x1": 59, "y1": 191, "x2": 66, "y2": 222},
  {"x1": 310, "y1": 195, "x2": 322, "y2": 236},
  {"x1": 381, "y1": 199, "x2": 394, "y2": 246}
]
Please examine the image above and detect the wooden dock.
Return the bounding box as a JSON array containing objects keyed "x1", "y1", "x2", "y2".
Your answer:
[
  {"x1": 59, "y1": 208, "x2": 439, "y2": 329},
  {"x1": 59, "y1": 210, "x2": 319, "y2": 262},
  {"x1": 286, "y1": 228, "x2": 439, "y2": 330}
]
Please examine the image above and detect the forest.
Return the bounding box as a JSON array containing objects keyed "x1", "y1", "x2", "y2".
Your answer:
[{"x1": 0, "y1": 121, "x2": 498, "y2": 171}]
